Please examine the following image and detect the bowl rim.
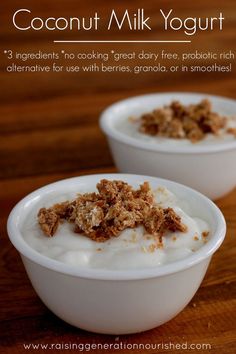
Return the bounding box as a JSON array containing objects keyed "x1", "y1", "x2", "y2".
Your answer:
[
  {"x1": 100, "y1": 92, "x2": 236, "y2": 154},
  {"x1": 7, "y1": 173, "x2": 226, "y2": 281}
]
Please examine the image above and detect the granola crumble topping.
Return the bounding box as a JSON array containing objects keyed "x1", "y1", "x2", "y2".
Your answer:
[
  {"x1": 139, "y1": 99, "x2": 235, "y2": 142},
  {"x1": 227, "y1": 127, "x2": 236, "y2": 136},
  {"x1": 202, "y1": 230, "x2": 210, "y2": 238},
  {"x1": 37, "y1": 179, "x2": 187, "y2": 242}
]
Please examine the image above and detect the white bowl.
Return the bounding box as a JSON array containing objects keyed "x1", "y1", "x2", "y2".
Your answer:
[
  {"x1": 100, "y1": 93, "x2": 236, "y2": 200},
  {"x1": 7, "y1": 174, "x2": 226, "y2": 334}
]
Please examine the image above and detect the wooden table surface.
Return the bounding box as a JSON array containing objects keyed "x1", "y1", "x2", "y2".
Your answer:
[{"x1": 1, "y1": 1, "x2": 236, "y2": 353}]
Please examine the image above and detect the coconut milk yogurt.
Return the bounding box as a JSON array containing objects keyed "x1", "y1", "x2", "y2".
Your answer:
[
  {"x1": 22, "y1": 186, "x2": 209, "y2": 270},
  {"x1": 116, "y1": 115, "x2": 236, "y2": 148}
]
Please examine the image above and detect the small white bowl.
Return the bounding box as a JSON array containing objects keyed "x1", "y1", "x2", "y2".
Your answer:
[
  {"x1": 100, "y1": 93, "x2": 236, "y2": 200},
  {"x1": 7, "y1": 174, "x2": 226, "y2": 335}
]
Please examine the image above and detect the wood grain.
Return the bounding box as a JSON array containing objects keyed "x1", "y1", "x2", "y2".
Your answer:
[{"x1": 0, "y1": 0, "x2": 236, "y2": 353}]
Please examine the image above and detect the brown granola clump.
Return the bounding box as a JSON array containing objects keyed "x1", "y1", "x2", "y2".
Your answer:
[
  {"x1": 227, "y1": 127, "x2": 236, "y2": 137},
  {"x1": 202, "y1": 230, "x2": 210, "y2": 238},
  {"x1": 38, "y1": 208, "x2": 60, "y2": 237},
  {"x1": 37, "y1": 201, "x2": 72, "y2": 237},
  {"x1": 37, "y1": 179, "x2": 187, "y2": 242},
  {"x1": 139, "y1": 99, "x2": 233, "y2": 142}
]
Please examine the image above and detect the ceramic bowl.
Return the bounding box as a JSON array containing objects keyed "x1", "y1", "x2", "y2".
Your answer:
[
  {"x1": 100, "y1": 93, "x2": 236, "y2": 199},
  {"x1": 7, "y1": 174, "x2": 226, "y2": 334}
]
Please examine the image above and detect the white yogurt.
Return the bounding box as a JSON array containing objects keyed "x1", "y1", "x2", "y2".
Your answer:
[
  {"x1": 115, "y1": 116, "x2": 236, "y2": 147},
  {"x1": 22, "y1": 186, "x2": 209, "y2": 270}
]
